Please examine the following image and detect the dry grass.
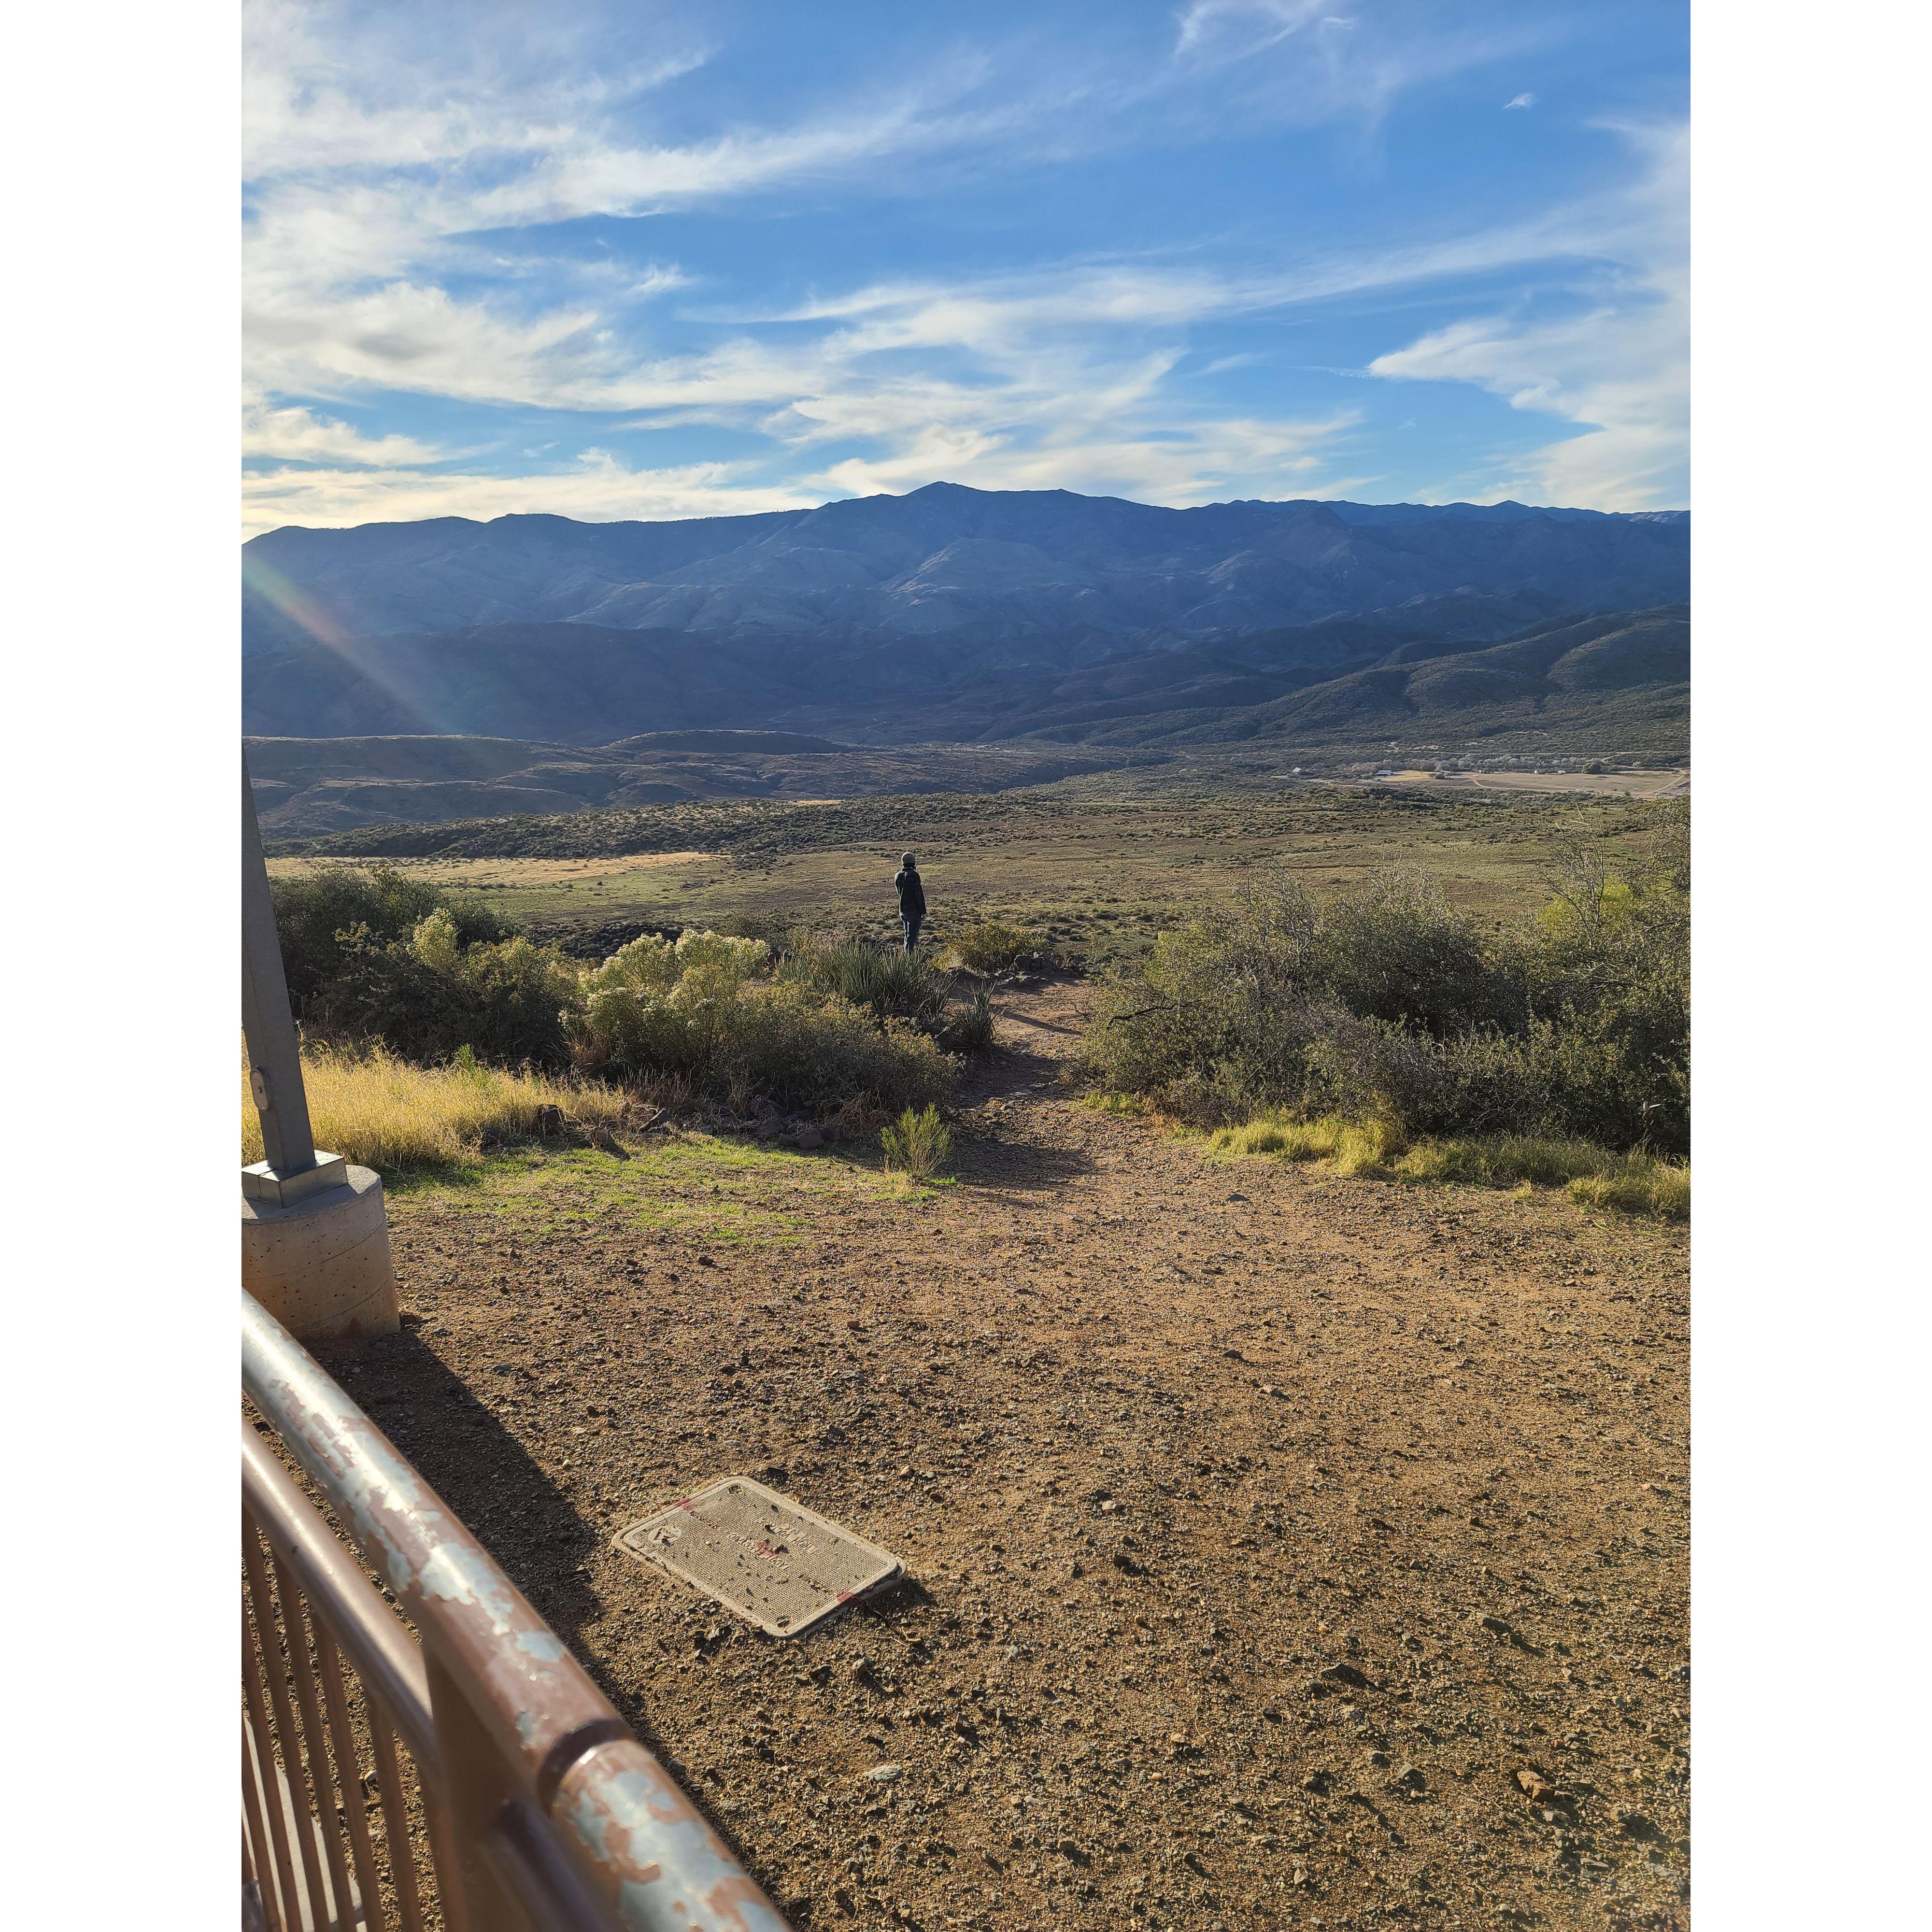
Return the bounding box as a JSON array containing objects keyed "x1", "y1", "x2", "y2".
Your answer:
[
  {"x1": 242, "y1": 1044, "x2": 631, "y2": 1174},
  {"x1": 1207, "y1": 1111, "x2": 1689, "y2": 1219}
]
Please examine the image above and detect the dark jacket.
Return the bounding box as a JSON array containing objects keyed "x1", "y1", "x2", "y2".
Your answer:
[{"x1": 894, "y1": 867, "x2": 926, "y2": 918}]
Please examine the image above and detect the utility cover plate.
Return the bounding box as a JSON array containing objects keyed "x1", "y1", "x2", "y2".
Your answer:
[{"x1": 614, "y1": 1477, "x2": 903, "y2": 1637}]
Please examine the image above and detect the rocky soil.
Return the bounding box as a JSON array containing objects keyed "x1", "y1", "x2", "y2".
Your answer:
[{"x1": 321, "y1": 976, "x2": 1689, "y2": 1932}]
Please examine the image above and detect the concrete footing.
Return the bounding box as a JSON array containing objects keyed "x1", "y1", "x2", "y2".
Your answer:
[{"x1": 242, "y1": 1164, "x2": 399, "y2": 1341}]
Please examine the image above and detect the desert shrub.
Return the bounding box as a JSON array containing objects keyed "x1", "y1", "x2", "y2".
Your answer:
[
  {"x1": 271, "y1": 865, "x2": 514, "y2": 1010},
  {"x1": 311, "y1": 909, "x2": 581, "y2": 1069},
  {"x1": 241, "y1": 1042, "x2": 627, "y2": 1174},
  {"x1": 881, "y1": 1104, "x2": 952, "y2": 1182},
  {"x1": 938, "y1": 985, "x2": 995, "y2": 1055},
  {"x1": 788, "y1": 939, "x2": 948, "y2": 1027},
  {"x1": 572, "y1": 929, "x2": 953, "y2": 1115},
  {"x1": 1312, "y1": 870, "x2": 1525, "y2": 1036},
  {"x1": 1084, "y1": 820, "x2": 1689, "y2": 1157},
  {"x1": 951, "y1": 919, "x2": 1041, "y2": 974}
]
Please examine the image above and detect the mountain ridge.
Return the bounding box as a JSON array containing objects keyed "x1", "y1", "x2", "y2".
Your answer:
[{"x1": 243, "y1": 480, "x2": 1689, "y2": 657}]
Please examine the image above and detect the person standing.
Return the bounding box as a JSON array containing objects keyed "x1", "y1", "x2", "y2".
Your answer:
[{"x1": 894, "y1": 851, "x2": 927, "y2": 954}]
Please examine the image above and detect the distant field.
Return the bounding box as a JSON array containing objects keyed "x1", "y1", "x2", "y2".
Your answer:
[
  {"x1": 1378, "y1": 767, "x2": 1687, "y2": 797},
  {"x1": 268, "y1": 782, "x2": 1684, "y2": 961}
]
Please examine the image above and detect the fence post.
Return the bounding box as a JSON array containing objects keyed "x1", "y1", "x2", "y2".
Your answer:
[{"x1": 242, "y1": 750, "x2": 400, "y2": 1338}]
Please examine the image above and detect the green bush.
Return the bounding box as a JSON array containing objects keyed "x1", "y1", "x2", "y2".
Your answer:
[
  {"x1": 1083, "y1": 810, "x2": 1688, "y2": 1156},
  {"x1": 951, "y1": 919, "x2": 1040, "y2": 974},
  {"x1": 1313, "y1": 870, "x2": 1524, "y2": 1036},
  {"x1": 881, "y1": 1104, "x2": 952, "y2": 1182},
  {"x1": 311, "y1": 907, "x2": 580, "y2": 1069},
  {"x1": 271, "y1": 865, "x2": 513, "y2": 1011},
  {"x1": 571, "y1": 929, "x2": 954, "y2": 1115}
]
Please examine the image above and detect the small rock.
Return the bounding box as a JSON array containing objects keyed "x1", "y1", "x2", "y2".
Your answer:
[
  {"x1": 1321, "y1": 1662, "x2": 1371, "y2": 1690},
  {"x1": 1301, "y1": 1770, "x2": 1333, "y2": 1795},
  {"x1": 863, "y1": 1763, "x2": 903, "y2": 1784},
  {"x1": 1068, "y1": 1559, "x2": 1085, "y2": 1579},
  {"x1": 1618, "y1": 1809, "x2": 1664, "y2": 1843},
  {"x1": 1515, "y1": 1769, "x2": 1555, "y2": 1804},
  {"x1": 1391, "y1": 1764, "x2": 1426, "y2": 1793},
  {"x1": 794, "y1": 1125, "x2": 825, "y2": 1150}
]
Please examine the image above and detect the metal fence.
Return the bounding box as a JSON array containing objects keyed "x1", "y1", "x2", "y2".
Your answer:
[{"x1": 242, "y1": 1290, "x2": 791, "y2": 1932}]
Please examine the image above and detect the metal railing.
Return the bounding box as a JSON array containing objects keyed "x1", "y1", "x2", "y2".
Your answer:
[{"x1": 242, "y1": 1290, "x2": 791, "y2": 1932}]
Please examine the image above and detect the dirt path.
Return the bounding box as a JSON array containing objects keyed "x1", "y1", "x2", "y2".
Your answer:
[{"x1": 339, "y1": 978, "x2": 1690, "y2": 1932}]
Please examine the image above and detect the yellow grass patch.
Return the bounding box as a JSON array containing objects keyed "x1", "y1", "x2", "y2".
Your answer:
[
  {"x1": 242, "y1": 1044, "x2": 630, "y2": 1174},
  {"x1": 1207, "y1": 1111, "x2": 1688, "y2": 1219}
]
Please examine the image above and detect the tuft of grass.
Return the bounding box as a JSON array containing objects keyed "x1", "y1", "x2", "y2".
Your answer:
[
  {"x1": 242, "y1": 1043, "x2": 629, "y2": 1175},
  {"x1": 937, "y1": 985, "x2": 995, "y2": 1055},
  {"x1": 791, "y1": 939, "x2": 947, "y2": 1025},
  {"x1": 1565, "y1": 1159, "x2": 1690, "y2": 1221},
  {"x1": 1206, "y1": 1112, "x2": 1404, "y2": 1173},
  {"x1": 1207, "y1": 1109, "x2": 1687, "y2": 1218},
  {"x1": 880, "y1": 1104, "x2": 952, "y2": 1183}
]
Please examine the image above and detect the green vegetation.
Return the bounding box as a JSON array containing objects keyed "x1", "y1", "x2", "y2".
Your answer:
[
  {"x1": 949, "y1": 918, "x2": 1043, "y2": 974},
  {"x1": 786, "y1": 938, "x2": 948, "y2": 1027},
  {"x1": 400, "y1": 1132, "x2": 873, "y2": 1241},
  {"x1": 1085, "y1": 803, "x2": 1688, "y2": 1168},
  {"x1": 271, "y1": 868, "x2": 981, "y2": 1120},
  {"x1": 270, "y1": 787, "x2": 1681, "y2": 968},
  {"x1": 880, "y1": 1104, "x2": 953, "y2": 1184},
  {"x1": 571, "y1": 929, "x2": 954, "y2": 1116}
]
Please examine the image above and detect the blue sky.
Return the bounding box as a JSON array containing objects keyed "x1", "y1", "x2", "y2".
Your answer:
[{"x1": 241, "y1": 0, "x2": 1688, "y2": 537}]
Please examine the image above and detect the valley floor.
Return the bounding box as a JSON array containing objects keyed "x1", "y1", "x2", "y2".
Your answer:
[{"x1": 320, "y1": 977, "x2": 1689, "y2": 1932}]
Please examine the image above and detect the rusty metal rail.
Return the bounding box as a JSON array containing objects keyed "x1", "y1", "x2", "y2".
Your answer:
[{"x1": 242, "y1": 1289, "x2": 791, "y2": 1932}]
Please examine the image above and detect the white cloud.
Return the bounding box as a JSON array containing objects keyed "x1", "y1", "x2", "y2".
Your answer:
[
  {"x1": 1367, "y1": 121, "x2": 1687, "y2": 508},
  {"x1": 1174, "y1": 1, "x2": 1333, "y2": 59},
  {"x1": 242, "y1": 394, "x2": 446, "y2": 468},
  {"x1": 1505, "y1": 92, "x2": 1536, "y2": 110},
  {"x1": 241, "y1": 450, "x2": 817, "y2": 540},
  {"x1": 238, "y1": 4, "x2": 1680, "y2": 526}
]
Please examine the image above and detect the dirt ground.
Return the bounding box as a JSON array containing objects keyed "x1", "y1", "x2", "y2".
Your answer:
[{"x1": 325, "y1": 977, "x2": 1689, "y2": 1932}]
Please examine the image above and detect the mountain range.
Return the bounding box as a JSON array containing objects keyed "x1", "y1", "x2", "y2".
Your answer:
[
  {"x1": 243, "y1": 481, "x2": 1686, "y2": 659},
  {"x1": 241, "y1": 484, "x2": 1688, "y2": 829}
]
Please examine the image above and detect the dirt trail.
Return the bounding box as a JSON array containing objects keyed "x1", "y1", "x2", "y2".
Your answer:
[{"x1": 338, "y1": 977, "x2": 1690, "y2": 1932}]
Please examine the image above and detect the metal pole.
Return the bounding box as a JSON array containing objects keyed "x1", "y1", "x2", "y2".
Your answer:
[{"x1": 242, "y1": 750, "x2": 319, "y2": 1179}]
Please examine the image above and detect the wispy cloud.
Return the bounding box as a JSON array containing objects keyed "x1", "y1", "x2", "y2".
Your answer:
[
  {"x1": 1367, "y1": 121, "x2": 1687, "y2": 507},
  {"x1": 1504, "y1": 92, "x2": 1536, "y2": 110},
  {"x1": 239, "y1": 2, "x2": 1683, "y2": 526},
  {"x1": 242, "y1": 394, "x2": 447, "y2": 468}
]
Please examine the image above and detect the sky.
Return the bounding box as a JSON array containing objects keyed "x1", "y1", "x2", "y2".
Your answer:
[{"x1": 241, "y1": 0, "x2": 1688, "y2": 538}]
